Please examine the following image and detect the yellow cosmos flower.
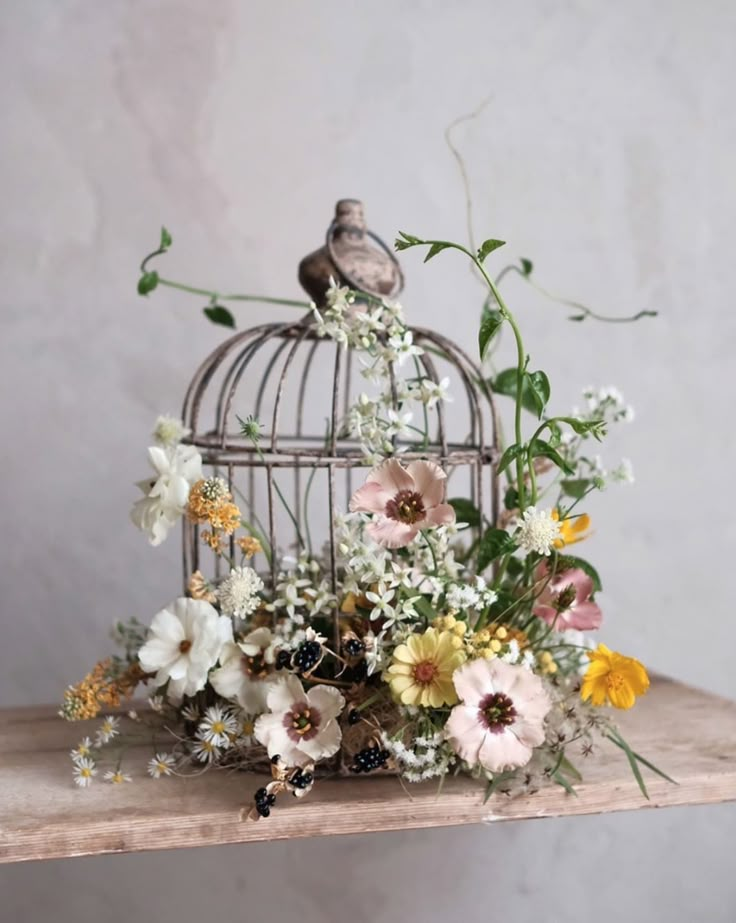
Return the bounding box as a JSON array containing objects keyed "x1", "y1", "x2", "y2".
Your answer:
[
  {"x1": 552, "y1": 508, "x2": 591, "y2": 548},
  {"x1": 581, "y1": 644, "x2": 650, "y2": 709},
  {"x1": 386, "y1": 628, "x2": 465, "y2": 707}
]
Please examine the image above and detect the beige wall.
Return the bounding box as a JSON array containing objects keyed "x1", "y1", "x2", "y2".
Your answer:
[{"x1": 1, "y1": 2, "x2": 734, "y2": 921}]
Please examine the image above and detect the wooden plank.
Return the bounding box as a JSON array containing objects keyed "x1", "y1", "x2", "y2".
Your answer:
[{"x1": 1, "y1": 676, "x2": 734, "y2": 864}]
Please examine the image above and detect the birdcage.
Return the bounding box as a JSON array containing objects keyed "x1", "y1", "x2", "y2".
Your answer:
[{"x1": 178, "y1": 202, "x2": 501, "y2": 770}]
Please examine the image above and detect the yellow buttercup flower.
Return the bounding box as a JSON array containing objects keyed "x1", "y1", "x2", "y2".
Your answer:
[
  {"x1": 386, "y1": 628, "x2": 465, "y2": 708},
  {"x1": 552, "y1": 509, "x2": 591, "y2": 548},
  {"x1": 581, "y1": 644, "x2": 649, "y2": 709}
]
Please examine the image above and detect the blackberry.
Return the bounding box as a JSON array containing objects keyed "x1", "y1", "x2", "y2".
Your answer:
[
  {"x1": 266, "y1": 792, "x2": 277, "y2": 806},
  {"x1": 254, "y1": 787, "x2": 268, "y2": 803},
  {"x1": 344, "y1": 638, "x2": 365, "y2": 657},
  {"x1": 289, "y1": 767, "x2": 314, "y2": 790},
  {"x1": 292, "y1": 639, "x2": 322, "y2": 673},
  {"x1": 275, "y1": 649, "x2": 292, "y2": 670},
  {"x1": 350, "y1": 744, "x2": 390, "y2": 774},
  {"x1": 270, "y1": 754, "x2": 281, "y2": 764},
  {"x1": 256, "y1": 803, "x2": 271, "y2": 818},
  {"x1": 347, "y1": 708, "x2": 361, "y2": 725}
]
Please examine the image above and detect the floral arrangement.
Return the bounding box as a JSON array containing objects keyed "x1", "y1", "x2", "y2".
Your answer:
[{"x1": 61, "y1": 225, "x2": 672, "y2": 814}]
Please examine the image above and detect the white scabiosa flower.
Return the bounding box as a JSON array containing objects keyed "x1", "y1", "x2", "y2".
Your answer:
[
  {"x1": 138, "y1": 598, "x2": 233, "y2": 704},
  {"x1": 153, "y1": 414, "x2": 190, "y2": 448},
  {"x1": 516, "y1": 506, "x2": 562, "y2": 556},
  {"x1": 216, "y1": 566, "x2": 264, "y2": 619}
]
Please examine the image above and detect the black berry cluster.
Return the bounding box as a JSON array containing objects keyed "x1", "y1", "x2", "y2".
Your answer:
[
  {"x1": 344, "y1": 637, "x2": 365, "y2": 657},
  {"x1": 254, "y1": 786, "x2": 277, "y2": 817},
  {"x1": 289, "y1": 766, "x2": 314, "y2": 790},
  {"x1": 292, "y1": 639, "x2": 322, "y2": 673},
  {"x1": 275, "y1": 649, "x2": 292, "y2": 670},
  {"x1": 347, "y1": 708, "x2": 361, "y2": 725},
  {"x1": 350, "y1": 744, "x2": 390, "y2": 774}
]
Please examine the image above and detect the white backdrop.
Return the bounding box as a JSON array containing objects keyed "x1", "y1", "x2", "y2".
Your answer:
[{"x1": 1, "y1": 2, "x2": 735, "y2": 921}]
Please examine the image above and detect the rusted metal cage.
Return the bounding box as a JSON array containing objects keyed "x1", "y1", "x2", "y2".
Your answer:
[{"x1": 180, "y1": 313, "x2": 501, "y2": 600}]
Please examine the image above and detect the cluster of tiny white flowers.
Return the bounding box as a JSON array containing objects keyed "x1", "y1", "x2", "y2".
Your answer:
[
  {"x1": 380, "y1": 730, "x2": 455, "y2": 782},
  {"x1": 445, "y1": 576, "x2": 497, "y2": 612},
  {"x1": 564, "y1": 386, "x2": 636, "y2": 488},
  {"x1": 268, "y1": 554, "x2": 336, "y2": 635},
  {"x1": 217, "y1": 566, "x2": 264, "y2": 619},
  {"x1": 152, "y1": 414, "x2": 191, "y2": 448},
  {"x1": 580, "y1": 385, "x2": 635, "y2": 424},
  {"x1": 515, "y1": 507, "x2": 562, "y2": 556}
]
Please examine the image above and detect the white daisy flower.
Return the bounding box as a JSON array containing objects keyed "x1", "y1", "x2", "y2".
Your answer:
[
  {"x1": 217, "y1": 566, "x2": 264, "y2": 619},
  {"x1": 96, "y1": 715, "x2": 120, "y2": 745},
  {"x1": 138, "y1": 597, "x2": 233, "y2": 704},
  {"x1": 198, "y1": 704, "x2": 238, "y2": 747},
  {"x1": 147, "y1": 752, "x2": 176, "y2": 778},
  {"x1": 70, "y1": 737, "x2": 94, "y2": 762},
  {"x1": 148, "y1": 694, "x2": 165, "y2": 713},
  {"x1": 516, "y1": 506, "x2": 562, "y2": 556},
  {"x1": 192, "y1": 736, "x2": 221, "y2": 764},
  {"x1": 72, "y1": 757, "x2": 97, "y2": 788},
  {"x1": 130, "y1": 444, "x2": 202, "y2": 546},
  {"x1": 181, "y1": 703, "x2": 200, "y2": 723},
  {"x1": 104, "y1": 770, "x2": 132, "y2": 784}
]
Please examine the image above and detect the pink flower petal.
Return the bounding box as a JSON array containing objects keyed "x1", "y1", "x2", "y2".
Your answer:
[
  {"x1": 423, "y1": 503, "x2": 456, "y2": 527},
  {"x1": 532, "y1": 603, "x2": 558, "y2": 626},
  {"x1": 367, "y1": 458, "x2": 414, "y2": 494},
  {"x1": 478, "y1": 727, "x2": 533, "y2": 772},
  {"x1": 406, "y1": 460, "x2": 446, "y2": 508},
  {"x1": 349, "y1": 481, "x2": 390, "y2": 515},
  {"x1": 564, "y1": 600, "x2": 602, "y2": 631},
  {"x1": 452, "y1": 659, "x2": 496, "y2": 707},
  {"x1": 445, "y1": 705, "x2": 485, "y2": 764},
  {"x1": 367, "y1": 517, "x2": 418, "y2": 549}
]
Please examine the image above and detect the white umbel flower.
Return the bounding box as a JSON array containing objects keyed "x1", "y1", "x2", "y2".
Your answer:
[
  {"x1": 153, "y1": 414, "x2": 190, "y2": 448},
  {"x1": 217, "y1": 566, "x2": 264, "y2": 618},
  {"x1": 138, "y1": 598, "x2": 233, "y2": 703},
  {"x1": 516, "y1": 506, "x2": 562, "y2": 556}
]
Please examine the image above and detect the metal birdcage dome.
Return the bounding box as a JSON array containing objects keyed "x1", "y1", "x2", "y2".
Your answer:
[{"x1": 180, "y1": 202, "x2": 501, "y2": 611}]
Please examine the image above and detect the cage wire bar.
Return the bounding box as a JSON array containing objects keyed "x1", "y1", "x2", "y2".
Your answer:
[{"x1": 181, "y1": 315, "x2": 501, "y2": 647}]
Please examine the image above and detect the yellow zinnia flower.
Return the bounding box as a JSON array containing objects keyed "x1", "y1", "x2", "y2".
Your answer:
[
  {"x1": 581, "y1": 644, "x2": 650, "y2": 710},
  {"x1": 552, "y1": 508, "x2": 591, "y2": 548},
  {"x1": 386, "y1": 628, "x2": 465, "y2": 708}
]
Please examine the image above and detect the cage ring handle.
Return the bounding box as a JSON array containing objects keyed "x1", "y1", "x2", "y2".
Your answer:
[{"x1": 326, "y1": 221, "x2": 405, "y2": 299}]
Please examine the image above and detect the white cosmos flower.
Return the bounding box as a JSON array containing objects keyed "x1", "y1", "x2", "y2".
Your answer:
[
  {"x1": 209, "y1": 627, "x2": 280, "y2": 713},
  {"x1": 138, "y1": 598, "x2": 232, "y2": 704},
  {"x1": 254, "y1": 675, "x2": 345, "y2": 767},
  {"x1": 130, "y1": 444, "x2": 202, "y2": 546}
]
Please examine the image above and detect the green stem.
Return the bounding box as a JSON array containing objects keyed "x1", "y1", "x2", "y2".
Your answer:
[{"x1": 159, "y1": 277, "x2": 310, "y2": 309}]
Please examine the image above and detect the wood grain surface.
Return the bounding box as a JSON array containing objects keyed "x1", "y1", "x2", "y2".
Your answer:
[{"x1": 1, "y1": 677, "x2": 734, "y2": 864}]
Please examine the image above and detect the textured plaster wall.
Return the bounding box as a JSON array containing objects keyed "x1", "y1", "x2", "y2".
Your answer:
[{"x1": 1, "y1": 2, "x2": 735, "y2": 921}]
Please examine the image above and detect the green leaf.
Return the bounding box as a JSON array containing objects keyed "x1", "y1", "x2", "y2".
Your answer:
[
  {"x1": 160, "y1": 226, "x2": 172, "y2": 250},
  {"x1": 568, "y1": 314, "x2": 586, "y2": 322},
  {"x1": 559, "y1": 555, "x2": 602, "y2": 593},
  {"x1": 497, "y1": 442, "x2": 525, "y2": 475},
  {"x1": 520, "y1": 257, "x2": 533, "y2": 277},
  {"x1": 423, "y1": 241, "x2": 451, "y2": 262},
  {"x1": 477, "y1": 238, "x2": 506, "y2": 262},
  {"x1": 491, "y1": 368, "x2": 540, "y2": 415},
  {"x1": 413, "y1": 596, "x2": 438, "y2": 622},
  {"x1": 503, "y1": 486, "x2": 519, "y2": 510},
  {"x1": 395, "y1": 231, "x2": 423, "y2": 251},
  {"x1": 479, "y1": 310, "x2": 503, "y2": 361},
  {"x1": 529, "y1": 438, "x2": 576, "y2": 476},
  {"x1": 560, "y1": 478, "x2": 592, "y2": 500},
  {"x1": 527, "y1": 370, "x2": 551, "y2": 419},
  {"x1": 552, "y1": 771, "x2": 578, "y2": 797},
  {"x1": 483, "y1": 770, "x2": 517, "y2": 803},
  {"x1": 477, "y1": 527, "x2": 516, "y2": 572},
  {"x1": 448, "y1": 498, "x2": 481, "y2": 528},
  {"x1": 137, "y1": 271, "x2": 159, "y2": 296},
  {"x1": 203, "y1": 304, "x2": 236, "y2": 328},
  {"x1": 558, "y1": 416, "x2": 606, "y2": 440},
  {"x1": 558, "y1": 754, "x2": 583, "y2": 782},
  {"x1": 605, "y1": 731, "x2": 649, "y2": 800}
]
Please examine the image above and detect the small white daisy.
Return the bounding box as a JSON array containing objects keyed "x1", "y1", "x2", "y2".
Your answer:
[
  {"x1": 70, "y1": 737, "x2": 94, "y2": 762},
  {"x1": 104, "y1": 770, "x2": 132, "y2": 784},
  {"x1": 96, "y1": 715, "x2": 120, "y2": 745},
  {"x1": 127, "y1": 710, "x2": 139, "y2": 721},
  {"x1": 181, "y1": 703, "x2": 200, "y2": 723},
  {"x1": 516, "y1": 506, "x2": 562, "y2": 556},
  {"x1": 147, "y1": 752, "x2": 176, "y2": 778},
  {"x1": 72, "y1": 757, "x2": 97, "y2": 788},
  {"x1": 192, "y1": 736, "x2": 221, "y2": 764},
  {"x1": 148, "y1": 694, "x2": 165, "y2": 713},
  {"x1": 198, "y1": 704, "x2": 238, "y2": 747}
]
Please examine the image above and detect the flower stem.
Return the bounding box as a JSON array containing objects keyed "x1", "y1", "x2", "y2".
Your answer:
[{"x1": 158, "y1": 277, "x2": 310, "y2": 309}]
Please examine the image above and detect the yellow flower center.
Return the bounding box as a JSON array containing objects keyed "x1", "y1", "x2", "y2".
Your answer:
[
  {"x1": 211, "y1": 720, "x2": 225, "y2": 735},
  {"x1": 606, "y1": 671, "x2": 626, "y2": 692}
]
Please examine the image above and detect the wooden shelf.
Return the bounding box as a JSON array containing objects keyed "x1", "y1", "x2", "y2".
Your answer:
[{"x1": 1, "y1": 676, "x2": 735, "y2": 864}]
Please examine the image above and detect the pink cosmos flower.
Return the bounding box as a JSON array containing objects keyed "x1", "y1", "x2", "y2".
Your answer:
[
  {"x1": 446, "y1": 658, "x2": 551, "y2": 773},
  {"x1": 348, "y1": 458, "x2": 455, "y2": 549},
  {"x1": 532, "y1": 562, "x2": 602, "y2": 631}
]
